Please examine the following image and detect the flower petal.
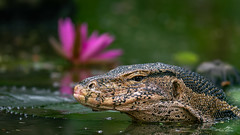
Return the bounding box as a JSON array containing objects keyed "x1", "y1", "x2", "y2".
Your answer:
[
  {"x1": 88, "y1": 31, "x2": 99, "y2": 44},
  {"x1": 80, "y1": 30, "x2": 98, "y2": 60},
  {"x1": 81, "y1": 33, "x2": 115, "y2": 61},
  {"x1": 80, "y1": 23, "x2": 88, "y2": 53},
  {"x1": 58, "y1": 18, "x2": 75, "y2": 58},
  {"x1": 49, "y1": 37, "x2": 70, "y2": 59},
  {"x1": 91, "y1": 49, "x2": 123, "y2": 61}
]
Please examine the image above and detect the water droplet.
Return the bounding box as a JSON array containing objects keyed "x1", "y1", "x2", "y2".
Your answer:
[
  {"x1": 51, "y1": 72, "x2": 61, "y2": 79},
  {"x1": 32, "y1": 87, "x2": 37, "y2": 91},
  {"x1": 21, "y1": 86, "x2": 26, "y2": 91},
  {"x1": 105, "y1": 117, "x2": 113, "y2": 120},
  {"x1": 53, "y1": 82, "x2": 60, "y2": 87},
  {"x1": 175, "y1": 129, "x2": 180, "y2": 132},
  {"x1": 53, "y1": 91, "x2": 60, "y2": 95},
  {"x1": 97, "y1": 130, "x2": 103, "y2": 134}
]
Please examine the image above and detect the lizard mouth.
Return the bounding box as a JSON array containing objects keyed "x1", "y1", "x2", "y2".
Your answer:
[
  {"x1": 73, "y1": 84, "x2": 144, "y2": 110},
  {"x1": 73, "y1": 84, "x2": 116, "y2": 110},
  {"x1": 73, "y1": 84, "x2": 86, "y2": 100}
]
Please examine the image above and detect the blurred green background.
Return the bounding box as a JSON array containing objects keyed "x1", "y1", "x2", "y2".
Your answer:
[
  {"x1": 1, "y1": 0, "x2": 240, "y2": 70},
  {"x1": 1, "y1": 1, "x2": 240, "y2": 134}
]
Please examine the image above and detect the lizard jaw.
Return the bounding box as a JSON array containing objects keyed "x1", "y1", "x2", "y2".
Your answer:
[{"x1": 73, "y1": 84, "x2": 145, "y2": 110}]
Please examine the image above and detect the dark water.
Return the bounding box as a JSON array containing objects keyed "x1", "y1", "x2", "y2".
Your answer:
[
  {"x1": 0, "y1": 110, "x2": 130, "y2": 135},
  {"x1": 2, "y1": 110, "x2": 239, "y2": 135}
]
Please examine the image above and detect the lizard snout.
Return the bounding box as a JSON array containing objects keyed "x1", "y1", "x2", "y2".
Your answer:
[{"x1": 74, "y1": 84, "x2": 85, "y2": 95}]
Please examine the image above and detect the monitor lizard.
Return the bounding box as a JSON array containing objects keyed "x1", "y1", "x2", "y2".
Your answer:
[{"x1": 74, "y1": 62, "x2": 240, "y2": 123}]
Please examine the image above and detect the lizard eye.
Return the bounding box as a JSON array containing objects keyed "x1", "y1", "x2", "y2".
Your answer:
[{"x1": 130, "y1": 76, "x2": 146, "y2": 82}]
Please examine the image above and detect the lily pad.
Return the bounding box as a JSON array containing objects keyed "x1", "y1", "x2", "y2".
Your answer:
[{"x1": 0, "y1": 86, "x2": 74, "y2": 107}]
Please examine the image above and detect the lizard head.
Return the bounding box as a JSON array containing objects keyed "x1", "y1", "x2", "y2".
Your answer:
[{"x1": 73, "y1": 63, "x2": 184, "y2": 114}]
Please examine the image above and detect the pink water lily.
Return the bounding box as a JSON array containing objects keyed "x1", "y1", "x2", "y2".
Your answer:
[{"x1": 50, "y1": 18, "x2": 123, "y2": 65}]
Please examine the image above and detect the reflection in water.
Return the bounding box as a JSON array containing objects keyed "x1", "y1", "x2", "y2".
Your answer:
[
  {"x1": 123, "y1": 122, "x2": 215, "y2": 135},
  {"x1": 59, "y1": 64, "x2": 119, "y2": 95},
  {"x1": 60, "y1": 69, "x2": 93, "y2": 95},
  {"x1": 121, "y1": 119, "x2": 240, "y2": 134},
  {"x1": 60, "y1": 73, "x2": 72, "y2": 95},
  {"x1": 1, "y1": 109, "x2": 240, "y2": 135}
]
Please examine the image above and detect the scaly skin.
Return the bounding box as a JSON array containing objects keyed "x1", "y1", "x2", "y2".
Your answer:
[{"x1": 73, "y1": 62, "x2": 240, "y2": 123}]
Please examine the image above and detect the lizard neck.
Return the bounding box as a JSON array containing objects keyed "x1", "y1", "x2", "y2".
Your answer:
[{"x1": 180, "y1": 83, "x2": 239, "y2": 122}]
